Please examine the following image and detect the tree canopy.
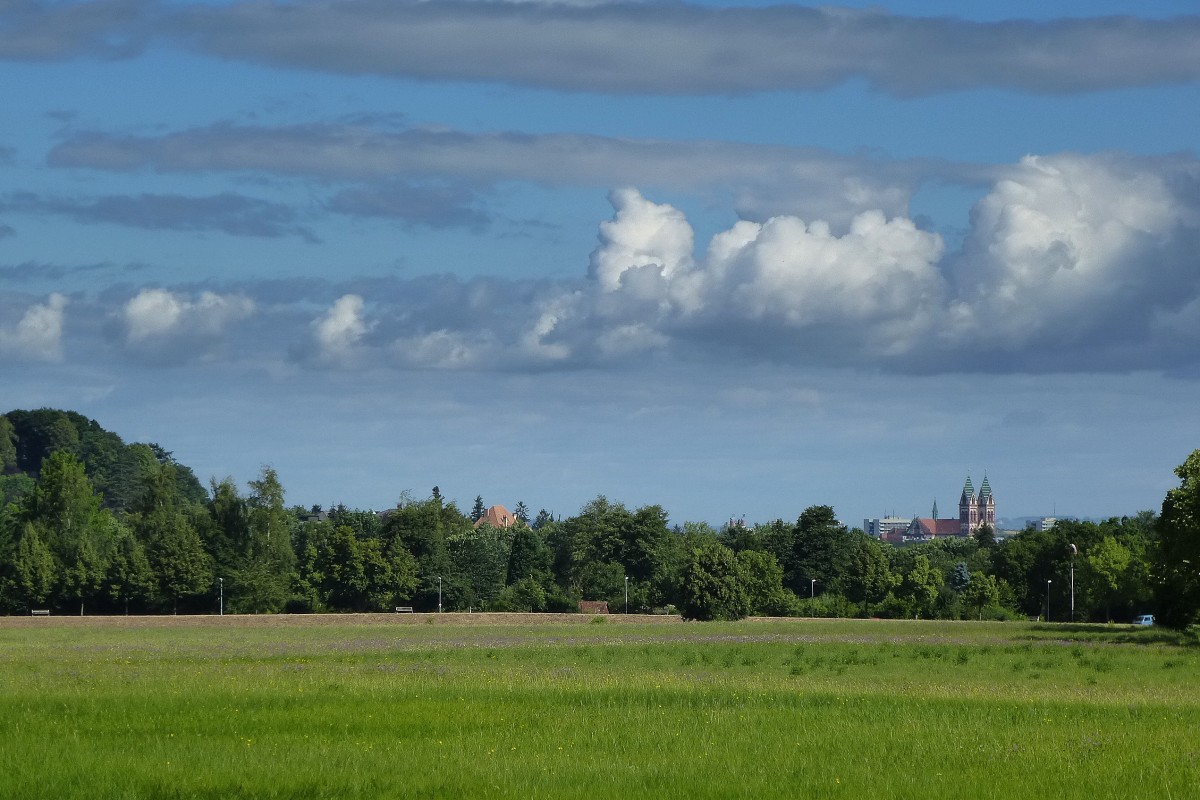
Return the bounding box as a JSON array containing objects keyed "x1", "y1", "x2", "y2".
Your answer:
[{"x1": 0, "y1": 407, "x2": 1193, "y2": 627}]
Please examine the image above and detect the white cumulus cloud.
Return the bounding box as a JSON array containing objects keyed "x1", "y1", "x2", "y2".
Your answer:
[
  {"x1": 577, "y1": 188, "x2": 946, "y2": 361},
  {"x1": 312, "y1": 294, "x2": 372, "y2": 366},
  {"x1": 122, "y1": 288, "x2": 254, "y2": 358},
  {"x1": 589, "y1": 188, "x2": 694, "y2": 293},
  {"x1": 946, "y1": 153, "x2": 1200, "y2": 354},
  {"x1": 0, "y1": 293, "x2": 68, "y2": 362}
]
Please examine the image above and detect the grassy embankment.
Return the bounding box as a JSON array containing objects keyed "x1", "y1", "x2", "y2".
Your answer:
[{"x1": 1, "y1": 615, "x2": 1196, "y2": 799}]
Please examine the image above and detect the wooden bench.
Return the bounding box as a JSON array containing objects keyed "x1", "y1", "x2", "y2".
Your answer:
[
  {"x1": 31, "y1": 609, "x2": 50, "y2": 616},
  {"x1": 394, "y1": 606, "x2": 414, "y2": 613}
]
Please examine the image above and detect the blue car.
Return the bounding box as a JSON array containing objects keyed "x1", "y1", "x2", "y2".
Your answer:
[{"x1": 1133, "y1": 614, "x2": 1155, "y2": 626}]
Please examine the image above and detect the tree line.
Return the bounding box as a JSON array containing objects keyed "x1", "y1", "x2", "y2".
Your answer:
[{"x1": 2, "y1": 409, "x2": 1198, "y2": 628}]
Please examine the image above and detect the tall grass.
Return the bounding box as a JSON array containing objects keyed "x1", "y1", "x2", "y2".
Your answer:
[{"x1": 1, "y1": 617, "x2": 1196, "y2": 799}]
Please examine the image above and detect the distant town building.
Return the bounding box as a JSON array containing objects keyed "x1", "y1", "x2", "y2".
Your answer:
[
  {"x1": 473, "y1": 504, "x2": 518, "y2": 529},
  {"x1": 1028, "y1": 516, "x2": 1057, "y2": 532},
  {"x1": 904, "y1": 476, "x2": 996, "y2": 541},
  {"x1": 864, "y1": 516, "x2": 911, "y2": 540}
]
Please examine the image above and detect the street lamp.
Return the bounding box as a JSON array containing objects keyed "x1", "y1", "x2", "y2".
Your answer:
[
  {"x1": 1046, "y1": 579, "x2": 1052, "y2": 622},
  {"x1": 624, "y1": 576, "x2": 629, "y2": 614},
  {"x1": 437, "y1": 576, "x2": 443, "y2": 613},
  {"x1": 218, "y1": 577, "x2": 223, "y2": 616},
  {"x1": 810, "y1": 579, "x2": 816, "y2": 599}
]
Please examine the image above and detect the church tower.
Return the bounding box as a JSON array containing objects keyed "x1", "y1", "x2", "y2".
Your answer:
[
  {"x1": 957, "y1": 475, "x2": 996, "y2": 535},
  {"x1": 959, "y1": 476, "x2": 978, "y2": 536},
  {"x1": 977, "y1": 475, "x2": 996, "y2": 530}
]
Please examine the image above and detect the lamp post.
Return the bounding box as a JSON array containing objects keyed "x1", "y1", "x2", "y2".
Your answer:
[
  {"x1": 624, "y1": 576, "x2": 629, "y2": 614},
  {"x1": 1068, "y1": 544, "x2": 1078, "y2": 622},
  {"x1": 437, "y1": 576, "x2": 442, "y2": 613},
  {"x1": 810, "y1": 579, "x2": 816, "y2": 599},
  {"x1": 218, "y1": 577, "x2": 223, "y2": 616},
  {"x1": 1046, "y1": 579, "x2": 1052, "y2": 622}
]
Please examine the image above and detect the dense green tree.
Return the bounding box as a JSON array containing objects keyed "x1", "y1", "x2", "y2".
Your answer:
[
  {"x1": 24, "y1": 451, "x2": 103, "y2": 552},
  {"x1": 563, "y1": 497, "x2": 669, "y2": 594},
  {"x1": 323, "y1": 526, "x2": 369, "y2": 610},
  {"x1": 291, "y1": 521, "x2": 329, "y2": 612},
  {"x1": 315, "y1": 525, "x2": 417, "y2": 612},
  {"x1": 577, "y1": 560, "x2": 627, "y2": 609},
  {"x1": 790, "y1": 505, "x2": 853, "y2": 596},
  {"x1": 626, "y1": 505, "x2": 670, "y2": 583},
  {"x1": 60, "y1": 529, "x2": 105, "y2": 615},
  {"x1": 531, "y1": 509, "x2": 553, "y2": 530},
  {"x1": 992, "y1": 526, "x2": 1069, "y2": 617},
  {"x1": 327, "y1": 505, "x2": 381, "y2": 539},
  {"x1": 381, "y1": 494, "x2": 462, "y2": 610},
  {"x1": 950, "y1": 561, "x2": 971, "y2": 593},
  {"x1": 974, "y1": 523, "x2": 997, "y2": 548},
  {"x1": 735, "y1": 550, "x2": 794, "y2": 616},
  {"x1": 238, "y1": 466, "x2": 296, "y2": 613},
  {"x1": 21, "y1": 451, "x2": 120, "y2": 614},
  {"x1": 1154, "y1": 449, "x2": 1200, "y2": 629},
  {"x1": 13, "y1": 523, "x2": 56, "y2": 609},
  {"x1": 1084, "y1": 536, "x2": 1132, "y2": 621},
  {"x1": 646, "y1": 521, "x2": 718, "y2": 609},
  {"x1": 206, "y1": 477, "x2": 250, "y2": 578},
  {"x1": 0, "y1": 473, "x2": 35, "y2": 508},
  {"x1": 136, "y1": 464, "x2": 212, "y2": 613},
  {"x1": 680, "y1": 541, "x2": 749, "y2": 621},
  {"x1": 506, "y1": 525, "x2": 551, "y2": 586},
  {"x1": 842, "y1": 533, "x2": 896, "y2": 611},
  {"x1": 361, "y1": 537, "x2": 419, "y2": 611},
  {"x1": 513, "y1": 502, "x2": 530, "y2": 525},
  {"x1": 961, "y1": 571, "x2": 1000, "y2": 620},
  {"x1": 470, "y1": 495, "x2": 485, "y2": 523},
  {"x1": 565, "y1": 496, "x2": 629, "y2": 587},
  {"x1": 448, "y1": 524, "x2": 512, "y2": 610},
  {"x1": 493, "y1": 576, "x2": 546, "y2": 612},
  {"x1": 105, "y1": 526, "x2": 156, "y2": 614},
  {"x1": 0, "y1": 416, "x2": 16, "y2": 474},
  {"x1": 900, "y1": 554, "x2": 941, "y2": 618}
]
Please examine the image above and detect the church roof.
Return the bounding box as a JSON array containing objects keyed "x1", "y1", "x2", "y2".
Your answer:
[
  {"x1": 960, "y1": 475, "x2": 975, "y2": 503},
  {"x1": 979, "y1": 475, "x2": 992, "y2": 499},
  {"x1": 914, "y1": 518, "x2": 963, "y2": 537}
]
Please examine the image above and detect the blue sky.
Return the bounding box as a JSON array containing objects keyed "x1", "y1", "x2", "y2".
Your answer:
[{"x1": 3, "y1": 1, "x2": 1200, "y2": 527}]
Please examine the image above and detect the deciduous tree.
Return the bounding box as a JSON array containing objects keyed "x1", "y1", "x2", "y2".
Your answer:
[
  {"x1": 681, "y1": 541, "x2": 749, "y2": 621},
  {"x1": 1154, "y1": 449, "x2": 1200, "y2": 628}
]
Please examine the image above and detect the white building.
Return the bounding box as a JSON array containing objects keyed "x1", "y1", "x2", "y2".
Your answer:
[{"x1": 864, "y1": 516, "x2": 911, "y2": 540}]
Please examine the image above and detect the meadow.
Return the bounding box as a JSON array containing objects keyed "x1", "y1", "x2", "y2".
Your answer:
[{"x1": 1, "y1": 614, "x2": 1196, "y2": 800}]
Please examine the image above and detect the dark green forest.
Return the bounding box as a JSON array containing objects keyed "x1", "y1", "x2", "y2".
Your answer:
[{"x1": 2, "y1": 409, "x2": 1198, "y2": 628}]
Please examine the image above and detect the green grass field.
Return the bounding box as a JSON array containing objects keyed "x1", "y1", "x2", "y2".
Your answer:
[{"x1": 1, "y1": 615, "x2": 1196, "y2": 799}]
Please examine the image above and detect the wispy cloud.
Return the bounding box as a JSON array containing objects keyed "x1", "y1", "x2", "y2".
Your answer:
[
  {"x1": 326, "y1": 181, "x2": 490, "y2": 230},
  {"x1": 0, "y1": 0, "x2": 149, "y2": 61},
  {"x1": 6, "y1": 2, "x2": 1198, "y2": 95},
  {"x1": 49, "y1": 122, "x2": 953, "y2": 226},
  {"x1": 0, "y1": 191, "x2": 319, "y2": 242}
]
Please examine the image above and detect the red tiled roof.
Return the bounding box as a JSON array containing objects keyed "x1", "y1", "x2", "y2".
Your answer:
[
  {"x1": 474, "y1": 505, "x2": 517, "y2": 529},
  {"x1": 914, "y1": 518, "x2": 962, "y2": 537}
]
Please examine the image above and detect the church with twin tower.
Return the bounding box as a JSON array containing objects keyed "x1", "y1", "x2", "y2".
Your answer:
[
  {"x1": 957, "y1": 475, "x2": 995, "y2": 535},
  {"x1": 909, "y1": 475, "x2": 995, "y2": 540}
]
